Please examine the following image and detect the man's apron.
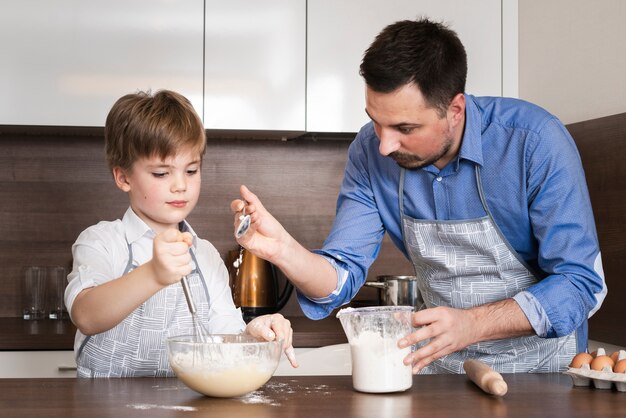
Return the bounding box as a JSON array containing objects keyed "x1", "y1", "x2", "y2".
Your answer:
[
  {"x1": 76, "y1": 238, "x2": 211, "y2": 377},
  {"x1": 399, "y1": 166, "x2": 577, "y2": 374}
]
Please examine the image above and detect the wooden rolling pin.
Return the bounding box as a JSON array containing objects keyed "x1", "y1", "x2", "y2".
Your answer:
[{"x1": 463, "y1": 359, "x2": 508, "y2": 396}]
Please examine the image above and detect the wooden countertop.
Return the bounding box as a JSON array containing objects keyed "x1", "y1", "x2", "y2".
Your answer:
[
  {"x1": 1, "y1": 374, "x2": 624, "y2": 417},
  {"x1": 0, "y1": 316, "x2": 346, "y2": 350}
]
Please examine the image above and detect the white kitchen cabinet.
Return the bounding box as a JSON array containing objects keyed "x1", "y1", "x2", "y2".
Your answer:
[
  {"x1": 204, "y1": 1, "x2": 306, "y2": 134},
  {"x1": 0, "y1": 346, "x2": 352, "y2": 378},
  {"x1": 306, "y1": 0, "x2": 515, "y2": 133},
  {"x1": 0, "y1": 0, "x2": 204, "y2": 127},
  {"x1": 0, "y1": 351, "x2": 76, "y2": 378},
  {"x1": 0, "y1": 1, "x2": 515, "y2": 135}
]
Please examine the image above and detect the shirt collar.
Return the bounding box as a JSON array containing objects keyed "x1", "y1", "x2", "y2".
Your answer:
[
  {"x1": 121, "y1": 207, "x2": 198, "y2": 247},
  {"x1": 457, "y1": 94, "x2": 484, "y2": 167}
]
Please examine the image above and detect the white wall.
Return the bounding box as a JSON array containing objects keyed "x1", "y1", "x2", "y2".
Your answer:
[{"x1": 518, "y1": 0, "x2": 626, "y2": 124}]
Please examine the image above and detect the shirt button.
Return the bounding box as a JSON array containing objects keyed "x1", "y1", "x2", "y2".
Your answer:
[{"x1": 436, "y1": 176, "x2": 443, "y2": 182}]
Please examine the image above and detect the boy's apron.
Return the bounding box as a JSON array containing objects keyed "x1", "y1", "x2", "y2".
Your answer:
[
  {"x1": 399, "y1": 166, "x2": 577, "y2": 374},
  {"x1": 76, "y1": 239, "x2": 210, "y2": 377}
]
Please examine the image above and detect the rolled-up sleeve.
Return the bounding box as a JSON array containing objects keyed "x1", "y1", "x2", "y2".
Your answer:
[
  {"x1": 518, "y1": 119, "x2": 606, "y2": 338},
  {"x1": 296, "y1": 255, "x2": 352, "y2": 319},
  {"x1": 64, "y1": 226, "x2": 119, "y2": 320}
]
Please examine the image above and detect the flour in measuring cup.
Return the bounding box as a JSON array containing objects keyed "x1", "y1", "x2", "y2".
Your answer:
[{"x1": 350, "y1": 330, "x2": 412, "y2": 393}]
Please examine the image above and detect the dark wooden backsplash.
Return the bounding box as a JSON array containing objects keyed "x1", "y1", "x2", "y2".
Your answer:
[
  {"x1": 6, "y1": 113, "x2": 621, "y2": 345},
  {"x1": 567, "y1": 113, "x2": 626, "y2": 347},
  {"x1": 0, "y1": 130, "x2": 413, "y2": 318}
]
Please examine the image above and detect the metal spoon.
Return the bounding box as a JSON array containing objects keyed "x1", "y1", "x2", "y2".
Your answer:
[{"x1": 235, "y1": 206, "x2": 251, "y2": 238}]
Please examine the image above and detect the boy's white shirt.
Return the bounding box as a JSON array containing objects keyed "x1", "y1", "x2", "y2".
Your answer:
[{"x1": 65, "y1": 207, "x2": 246, "y2": 353}]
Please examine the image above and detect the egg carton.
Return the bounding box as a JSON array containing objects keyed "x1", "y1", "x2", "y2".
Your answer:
[{"x1": 564, "y1": 348, "x2": 626, "y2": 392}]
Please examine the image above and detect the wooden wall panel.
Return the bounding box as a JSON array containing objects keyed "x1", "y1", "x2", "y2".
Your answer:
[
  {"x1": 0, "y1": 131, "x2": 412, "y2": 318},
  {"x1": 566, "y1": 113, "x2": 626, "y2": 346},
  {"x1": 6, "y1": 111, "x2": 621, "y2": 337}
]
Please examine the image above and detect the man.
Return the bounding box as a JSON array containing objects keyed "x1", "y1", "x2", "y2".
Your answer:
[{"x1": 231, "y1": 18, "x2": 606, "y2": 374}]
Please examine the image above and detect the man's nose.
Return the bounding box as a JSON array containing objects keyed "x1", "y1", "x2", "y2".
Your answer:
[{"x1": 378, "y1": 129, "x2": 401, "y2": 156}]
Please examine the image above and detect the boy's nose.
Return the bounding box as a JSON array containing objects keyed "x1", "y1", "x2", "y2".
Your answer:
[{"x1": 171, "y1": 174, "x2": 187, "y2": 192}]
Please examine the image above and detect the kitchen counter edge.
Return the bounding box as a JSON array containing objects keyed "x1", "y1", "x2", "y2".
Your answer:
[{"x1": 0, "y1": 316, "x2": 347, "y2": 351}]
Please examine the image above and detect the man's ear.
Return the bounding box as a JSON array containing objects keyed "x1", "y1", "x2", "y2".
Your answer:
[
  {"x1": 112, "y1": 167, "x2": 131, "y2": 192},
  {"x1": 447, "y1": 93, "x2": 465, "y2": 126}
]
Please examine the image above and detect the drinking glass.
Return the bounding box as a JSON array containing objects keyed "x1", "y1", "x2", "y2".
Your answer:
[
  {"x1": 48, "y1": 266, "x2": 69, "y2": 319},
  {"x1": 22, "y1": 266, "x2": 47, "y2": 320}
]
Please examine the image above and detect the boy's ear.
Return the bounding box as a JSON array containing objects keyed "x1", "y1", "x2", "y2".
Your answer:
[{"x1": 112, "y1": 167, "x2": 131, "y2": 192}]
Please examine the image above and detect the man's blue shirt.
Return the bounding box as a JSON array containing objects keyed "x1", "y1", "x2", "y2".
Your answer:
[{"x1": 299, "y1": 95, "x2": 606, "y2": 344}]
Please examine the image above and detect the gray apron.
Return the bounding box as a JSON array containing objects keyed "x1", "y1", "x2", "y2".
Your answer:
[
  {"x1": 399, "y1": 166, "x2": 577, "y2": 374},
  {"x1": 76, "y1": 234, "x2": 211, "y2": 377}
]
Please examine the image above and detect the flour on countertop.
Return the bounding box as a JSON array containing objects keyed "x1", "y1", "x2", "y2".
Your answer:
[
  {"x1": 235, "y1": 380, "x2": 334, "y2": 405},
  {"x1": 126, "y1": 403, "x2": 196, "y2": 411},
  {"x1": 265, "y1": 380, "x2": 330, "y2": 393},
  {"x1": 238, "y1": 391, "x2": 280, "y2": 406},
  {"x1": 151, "y1": 384, "x2": 184, "y2": 391}
]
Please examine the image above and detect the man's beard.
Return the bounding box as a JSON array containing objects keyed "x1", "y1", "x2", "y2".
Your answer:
[{"x1": 389, "y1": 137, "x2": 453, "y2": 170}]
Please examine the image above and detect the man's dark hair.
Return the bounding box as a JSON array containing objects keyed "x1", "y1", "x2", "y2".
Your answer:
[{"x1": 360, "y1": 18, "x2": 467, "y2": 114}]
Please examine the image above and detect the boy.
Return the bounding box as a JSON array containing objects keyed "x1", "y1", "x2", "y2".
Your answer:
[{"x1": 65, "y1": 90, "x2": 297, "y2": 377}]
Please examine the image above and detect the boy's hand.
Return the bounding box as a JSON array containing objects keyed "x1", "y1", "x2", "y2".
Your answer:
[
  {"x1": 245, "y1": 313, "x2": 298, "y2": 368},
  {"x1": 150, "y1": 228, "x2": 193, "y2": 286}
]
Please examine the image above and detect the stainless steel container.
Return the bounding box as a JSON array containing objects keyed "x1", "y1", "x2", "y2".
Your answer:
[{"x1": 364, "y1": 275, "x2": 423, "y2": 310}]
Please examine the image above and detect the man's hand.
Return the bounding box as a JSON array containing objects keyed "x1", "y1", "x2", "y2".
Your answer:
[
  {"x1": 399, "y1": 306, "x2": 480, "y2": 373},
  {"x1": 399, "y1": 299, "x2": 533, "y2": 373},
  {"x1": 230, "y1": 185, "x2": 292, "y2": 263},
  {"x1": 230, "y1": 184, "x2": 340, "y2": 299}
]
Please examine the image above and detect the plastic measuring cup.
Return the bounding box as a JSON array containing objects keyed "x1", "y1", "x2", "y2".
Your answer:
[{"x1": 337, "y1": 306, "x2": 414, "y2": 393}]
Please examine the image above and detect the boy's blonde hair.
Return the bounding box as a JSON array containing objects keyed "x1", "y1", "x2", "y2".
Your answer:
[{"x1": 104, "y1": 90, "x2": 206, "y2": 172}]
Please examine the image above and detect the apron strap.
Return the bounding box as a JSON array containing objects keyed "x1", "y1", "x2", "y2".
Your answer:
[
  {"x1": 189, "y1": 247, "x2": 210, "y2": 307},
  {"x1": 398, "y1": 168, "x2": 407, "y2": 245}
]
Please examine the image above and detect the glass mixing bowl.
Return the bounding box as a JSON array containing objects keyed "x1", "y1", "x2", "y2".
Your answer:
[{"x1": 166, "y1": 334, "x2": 282, "y2": 397}]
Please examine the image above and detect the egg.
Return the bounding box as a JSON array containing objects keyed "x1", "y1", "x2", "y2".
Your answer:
[
  {"x1": 609, "y1": 351, "x2": 620, "y2": 364},
  {"x1": 569, "y1": 352, "x2": 593, "y2": 368},
  {"x1": 614, "y1": 359, "x2": 626, "y2": 374},
  {"x1": 590, "y1": 355, "x2": 614, "y2": 371}
]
